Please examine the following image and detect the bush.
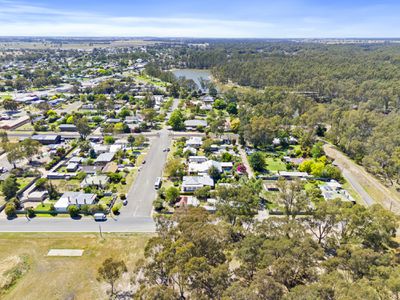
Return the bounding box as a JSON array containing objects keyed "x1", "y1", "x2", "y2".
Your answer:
[
  {"x1": 120, "y1": 178, "x2": 126, "y2": 185},
  {"x1": 35, "y1": 178, "x2": 48, "y2": 189},
  {"x1": 153, "y1": 198, "x2": 164, "y2": 212},
  {"x1": 26, "y1": 206, "x2": 35, "y2": 218},
  {"x1": 4, "y1": 202, "x2": 16, "y2": 217},
  {"x1": 68, "y1": 205, "x2": 80, "y2": 217},
  {"x1": 112, "y1": 203, "x2": 122, "y2": 214},
  {"x1": 75, "y1": 171, "x2": 87, "y2": 181},
  {"x1": 120, "y1": 193, "x2": 126, "y2": 200}
]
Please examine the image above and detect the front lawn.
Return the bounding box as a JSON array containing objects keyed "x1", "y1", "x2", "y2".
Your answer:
[{"x1": 265, "y1": 157, "x2": 286, "y2": 172}]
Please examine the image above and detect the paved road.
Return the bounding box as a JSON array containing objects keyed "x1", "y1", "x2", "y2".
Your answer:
[
  {"x1": 0, "y1": 215, "x2": 155, "y2": 232},
  {"x1": 341, "y1": 168, "x2": 374, "y2": 206},
  {"x1": 126, "y1": 128, "x2": 170, "y2": 217}
]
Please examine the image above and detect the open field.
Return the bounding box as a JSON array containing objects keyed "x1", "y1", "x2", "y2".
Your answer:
[
  {"x1": 0, "y1": 233, "x2": 151, "y2": 299},
  {"x1": 0, "y1": 39, "x2": 160, "y2": 50}
]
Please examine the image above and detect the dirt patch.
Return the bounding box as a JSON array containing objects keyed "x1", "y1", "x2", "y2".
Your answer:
[{"x1": 0, "y1": 255, "x2": 30, "y2": 295}]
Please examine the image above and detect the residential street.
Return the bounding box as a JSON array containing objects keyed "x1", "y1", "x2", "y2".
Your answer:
[{"x1": 126, "y1": 128, "x2": 170, "y2": 217}]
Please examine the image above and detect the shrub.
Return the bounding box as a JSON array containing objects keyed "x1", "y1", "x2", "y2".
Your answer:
[
  {"x1": 26, "y1": 207, "x2": 35, "y2": 218},
  {"x1": 120, "y1": 193, "x2": 126, "y2": 200},
  {"x1": 153, "y1": 198, "x2": 164, "y2": 212},
  {"x1": 112, "y1": 203, "x2": 122, "y2": 214},
  {"x1": 4, "y1": 202, "x2": 16, "y2": 217},
  {"x1": 68, "y1": 205, "x2": 80, "y2": 217}
]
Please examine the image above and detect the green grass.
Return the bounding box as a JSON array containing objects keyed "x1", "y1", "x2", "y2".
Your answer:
[
  {"x1": 98, "y1": 196, "x2": 113, "y2": 206},
  {"x1": 265, "y1": 157, "x2": 286, "y2": 172},
  {"x1": 16, "y1": 178, "x2": 35, "y2": 192}
]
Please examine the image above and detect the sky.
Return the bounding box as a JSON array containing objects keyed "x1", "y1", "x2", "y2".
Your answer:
[{"x1": 0, "y1": 0, "x2": 400, "y2": 38}]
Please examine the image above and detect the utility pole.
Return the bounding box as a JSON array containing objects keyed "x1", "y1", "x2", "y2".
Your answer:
[{"x1": 99, "y1": 224, "x2": 103, "y2": 239}]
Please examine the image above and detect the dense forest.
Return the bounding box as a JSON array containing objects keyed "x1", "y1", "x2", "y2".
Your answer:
[{"x1": 170, "y1": 42, "x2": 400, "y2": 186}]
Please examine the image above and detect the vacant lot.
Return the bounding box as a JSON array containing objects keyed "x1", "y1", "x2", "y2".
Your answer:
[{"x1": 0, "y1": 233, "x2": 151, "y2": 299}]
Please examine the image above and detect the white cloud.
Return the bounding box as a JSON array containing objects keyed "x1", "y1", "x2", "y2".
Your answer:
[{"x1": 0, "y1": 0, "x2": 278, "y2": 37}]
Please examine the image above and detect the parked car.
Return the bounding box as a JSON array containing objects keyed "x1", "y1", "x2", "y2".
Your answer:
[
  {"x1": 123, "y1": 200, "x2": 128, "y2": 206},
  {"x1": 94, "y1": 213, "x2": 107, "y2": 221}
]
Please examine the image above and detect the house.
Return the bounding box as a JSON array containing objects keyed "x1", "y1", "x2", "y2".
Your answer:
[
  {"x1": 220, "y1": 162, "x2": 234, "y2": 172},
  {"x1": 106, "y1": 118, "x2": 121, "y2": 124},
  {"x1": 59, "y1": 124, "x2": 77, "y2": 132},
  {"x1": 92, "y1": 144, "x2": 109, "y2": 154},
  {"x1": 66, "y1": 163, "x2": 79, "y2": 172},
  {"x1": 188, "y1": 160, "x2": 222, "y2": 174},
  {"x1": 278, "y1": 171, "x2": 310, "y2": 179},
  {"x1": 31, "y1": 134, "x2": 61, "y2": 145},
  {"x1": 185, "y1": 137, "x2": 203, "y2": 148},
  {"x1": 182, "y1": 175, "x2": 214, "y2": 192},
  {"x1": 0, "y1": 116, "x2": 30, "y2": 130},
  {"x1": 80, "y1": 165, "x2": 103, "y2": 174},
  {"x1": 202, "y1": 96, "x2": 214, "y2": 103},
  {"x1": 184, "y1": 119, "x2": 208, "y2": 130},
  {"x1": 188, "y1": 156, "x2": 208, "y2": 163},
  {"x1": 69, "y1": 157, "x2": 83, "y2": 164},
  {"x1": 54, "y1": 192, "x2": 97, "y2": 212},
  {"x1": 80, "y1": 175, "x2": 109, "y2": 188},
  {"x1": 27, "y1": 191, "x2": 48, "y2": 201},
  {"x1": 110, "y1": 144, "x2": 123, "y2": 153},
  {"x1": 102, "y1": 162, "x2": 118, "y2": 173},
  {"x1": 94, "y1": 152, "x2": 115, "y2": 165}
]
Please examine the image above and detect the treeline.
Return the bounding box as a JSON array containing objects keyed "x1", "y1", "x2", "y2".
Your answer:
[{"x1": 131, "y1": 191, "x2": 400, "y2": 299}]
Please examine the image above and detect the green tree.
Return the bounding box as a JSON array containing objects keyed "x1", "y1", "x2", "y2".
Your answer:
[
  {"x1": 2, "y1": 98, "x2": 18, "y2": 111},
  {"x1": 97, "y1": 258, "x2": 127, "y2": 296},
  {"x1": 208, "y1": 165, "x2": 221, "y2": 182},
  {"x1": 75, "y1": 117, "x2": 91, "y2": 140},
  {"x1": 249, "y1": 152, "x2": 265, "y2": 172},
  {"x1": 21, "y1": 138, "x2": 41, "y2": 162},
  {"x1": 2, "y1": 176, "x2": 20, "y2": 199},
  {"x1": 168, "y1": 109, "x2": 185, "y2": 131},
  {"x1": 165, "y1": 186, "x2": 180, "y2": 205}
]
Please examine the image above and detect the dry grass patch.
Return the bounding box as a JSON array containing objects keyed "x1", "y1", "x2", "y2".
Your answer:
[{"x1": 0, "y1": 233, "x2": 151, "y2": 300}]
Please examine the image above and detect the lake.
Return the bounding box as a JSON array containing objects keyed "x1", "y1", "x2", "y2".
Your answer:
[{"x1": 171, "y1": 69, "x2": 212, "y2": 89}]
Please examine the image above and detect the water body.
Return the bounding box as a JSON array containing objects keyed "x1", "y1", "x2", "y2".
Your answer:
[{"x1": 171, "y1": 69, "x2": 212, "y2": 89}]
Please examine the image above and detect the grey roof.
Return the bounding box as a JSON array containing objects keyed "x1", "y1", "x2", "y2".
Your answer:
[
  {"x1": 60, "y1": 192, "x2": 96, "y2": 205},
  {"x1": 59, "y1": 124, "x2": 77, "y2": 128},
  {"x1": 95, "y1": 152, "x2": 115, "y2": 163},
  {"x1": 31, "y1": 134, "x2": 61, "y2": 141},
  {"x1": 184, "y1": 119, "x2": 208, "y2": 127},
  {"x1": 182, "y1": 176, "x2": 214, "y2": 187}
]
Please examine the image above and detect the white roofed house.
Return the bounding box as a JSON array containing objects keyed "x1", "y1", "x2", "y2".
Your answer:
[
  {"x1": 54, "y1": 192, "x2": 97, "y2": 212},
  {"x1": 94, "y1": 152, "x2": 115, "y2": 166},
  {"x1": 188, "y1": 160, "x2": 222, "y2": 175},
  {"x1": 185, "y1": 137, "x2": 203, "y2": 148},
  {"x1": 80, "y1": 175, "x2": 109, "y2": 188},
  {"x1": 182, "y1": 176, "x2": 214, "y2": 192},
  {"x1": 184, "y1": 119, "x2": 208, "y2": 131}
]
